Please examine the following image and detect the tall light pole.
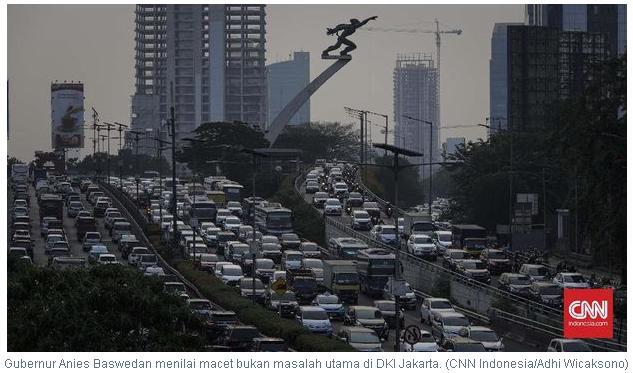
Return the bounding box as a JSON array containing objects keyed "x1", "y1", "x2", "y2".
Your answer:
[
  {"x1": 113, "y1": 122, "x2": 128, "y2": 191},
  {"x1": 155, "y1": 135, "x2": 171, "y2": 238},
  {"x1": 403, "y1": 115, "x2": 434, "y2": 217},
  {"x1": 103, "y1": 122, "x2": 116, "y2": 184},
  {"x1": 372, "y1": 142, "x2": 423, "y2": 353},
  {"x1": 129, "y1": 130, "x2": 145, "y2": 205}
]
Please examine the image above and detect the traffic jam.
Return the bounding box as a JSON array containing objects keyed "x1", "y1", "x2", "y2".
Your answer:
[{"x1": 8, "y1": 160, "x2": 609, "y2": 352}]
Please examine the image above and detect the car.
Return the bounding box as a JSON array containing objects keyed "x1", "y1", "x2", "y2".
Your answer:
[
  {"x1": 301, "y1": 258, "x2": 324, "y2": 283},
  {"x1": 13, "y1": 199, "x2": 28, "y2": 209},
  {"x1": 383, "y1": 282, "x2": 417, "y2": 310},
  {"x1": 299, "y1": 241, "x2": 322, "y2": 259},
  {"x1": 260, "y1": 235, "x2": 280, "y2": 246},
  {"x1": 9, "y1": 247, "x2": 29, "y2": 259},
  {"x1": 239, "y1": 277, "x2": 266, "y2": 303},
  {"x1": 12, "y1": 206, "x2": 29, "y2": 219},
  {"x1": 431, "y1": 311, "x2": 470, "y2": 343},
  {"x1": 350, "y1": 209, "x2": 372, "y2": 230},
  {"x1": 222, "y1": 216, "x2": 242, "y2": 234},
  {"x1": 346, "y1": 192, "x2": 364, "y2": 208},
  {"x1": 399, "y1": 330, "x2": 439, "y2": 352},
  {"x1": 213, "y1": 261, "x2": 233, "y2": 278},
  {"x1": 13, "y1": 229, "x2": 31, "y2": 242},
  {"x1": 163, "y1": 281, "x2": 188, "y2": 297},
  {"x1": 312, "y1": 293, "x2": 345, "y2": 321},
  {"x1": 312, "y1": 192, "x2": 329, "y2": 208},
  {"x1": 104, "y1": 210, "x2": 122, "y2": 229},
  {"x1": 282, "y1": 250, "x2": 303, "y2": 270},
  {"x1": 297, "y1": 306, "x2": 333, "y2": 336},
  {"x1": 260, "y1": 243, "x2": 282, "y2": 264},
  {"x1": 528, "y1": 281, "x2": 563, "y2": 307},
  {"x1": 215, "y1": 209, "x2": 232, "y2": 225},
  {"x1": 519, "y1": 263, "x2": 550, "y2": 281},
  {"x1": 219, "y1": 325, "x2": 260, "y2": 352},
  {"x1": 136, "y1": 254, "x2": 158, "y2": 271},
  {"x1": 305, "y1": 181, "x2": 320, "y2": 194},
  {"x1": 220, "y1": 264, "x2": 244, "y2": 286},
  {"x1": 196, "y1": 253, "x2": 220, "y2": 272},
  {"x1": 202, "y1": 227, "x2": 222, "y2": 247},
  {"x1": 67, "y1": 201, "x2": 84, "y2": 218},
  {"x1": 547, "y1": 338, "x2": 591, "y2": 352},
  {"x1": 442, "y1": 249, "x2": 468, "y2": 271},
  {"x1": 361, "y1": 201, "x2": 381, "y2": 219},
  {"x1": 479, "y1": 248, "x2": 511, "y2": 274},
  {"x1": 226, "y1": 242, "x2": 249, "y2": 264},
  {"x1": 119, "y1": 235, "x2": 141, "y2": 257},
  {"x1": 407, "y1": 234, "x2": 437, "y2": 260},
  {"x1": 187, "y1": 298, "x2": 214, "y2": 317},
  {"x1": 88, "y1": 245, "x2": 109, "y2": 263},
  {"x1": 127, "y1": 247, "x2": 150, "y2": 266},
  {"x1": 441, "y1": 336, "x2": 486, "y2": 352},
  {"x1": 226, "y1": 201, "x2": 243, "y2": 217},
  {"x1": 82, "y1": 231, "x2": 102, "y2": 251},
  {"x1": 456, "y1": 259, "x2": 491, "y2": 283},
  {"x1": 420, "y1": 297, "x2": 455, "y2": 325},
  {"x1": 344, "y1": 306, "x2": 389, "y2": 340},
  {"x1": 332, "y1": 182, "x2": 349, "y2": 198},
  {"x1": 497, "y1": 273, "x2": 532, "y2": 295},
  {"x1": 97, "y1": 253, "x2": 119, "y2": 265},
  {"x1": 251, "y1": 337, "x2": 288, "y2": 352},
  {"x1": 40, "y1": 217, "x2": 60, "y2": 237},
  {"x1": 144, "y1": 266, "x2": 166, "y2": 277},
  {"x1": 324, "y1": 198, "x2": 342, "y2": 215},
  {"x1": 336, "y1": 326, "x2": 382, "y2": 352},
  {"x1": 271, "y1": 270, "x2": 286, "y2": 283},
  {"x1": 280, "y1": 233, "x2": 301, "y2": 251},
  {"x1": 553, "y1": 272, "x2": 590, "y2": 289},
  {"x1": 431, "y1": 230, "x2": 452, "y2": 254},
  {"x1": 373, "y1": 300, "x2": 404, "y2": 329},
  {"x1": 254, "y1": 258, "x2": 275, "y2": 283},
  {"x1": 75, "y1": 210, "x2": 92, "y2": 222},
  {"x1": 93, "y1": 201, "x2": 110, "y2": 217},
  {"x1": 266, "y1": 290, "x2": 299, "y2": 318},
  {"x1": 237, "y1": 225, "x2": 254, "y2": 242},
  {"x1": 111, "y1": 221, "x2": 132, "y2": 243},
  {"x1": 458, "y1": 326, "x2": 504, "y2": 351},
  {"x1": 370, "y1": 225, "x2": 397, "y2": 245}
]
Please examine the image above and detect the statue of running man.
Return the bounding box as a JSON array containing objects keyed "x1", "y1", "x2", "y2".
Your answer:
[{"x1": 322, "y1": 16, "x2": 378, "y2": 58}]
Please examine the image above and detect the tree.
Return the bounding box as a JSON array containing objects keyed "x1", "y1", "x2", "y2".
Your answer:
[
  {"x1": 363, "y1": 154, "x2": 426, "y2": 209},
  {"x1": 273, "y1": 122, "x2": 359, "y2": 163},
  {"x1": 8, "y1": 261, "x2": 206, "y2": 351}
]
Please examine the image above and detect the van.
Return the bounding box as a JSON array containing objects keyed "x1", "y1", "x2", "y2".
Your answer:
[
  {"x1": 431, "y1": 311, "x2": 470, "y2": 343},
  {"x1": 51, "y1": 257, "x2": 87, "y2": 270},
  {"x1": 519, "y1": 264, "x2": 550, "y2": 281},
  {"x1": 282, "y1": 250, "x2": 304, "y2": 270}
]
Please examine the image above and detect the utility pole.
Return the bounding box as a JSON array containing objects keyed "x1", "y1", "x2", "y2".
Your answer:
[
  {"x1": 113, "y1": 122, "x2": 128, "y2": 191},
  {"x1": 91, "y1": 108, "x2": 98, "y2": 175},
  {"x1": 103, "y1": 122, "x2": 116, "y2": 185},
  {"x1": 403, "y1": 115, "x2": 434, "y2": 217},
  {"x1": 170, "y1": 82, "x2": 178, "y2": 258},
  {"x1": 129, "y1": 130, "x2": 144, "y2": 203}
]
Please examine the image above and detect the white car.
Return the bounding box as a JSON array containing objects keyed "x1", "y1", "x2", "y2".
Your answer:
[
  {"x1": 136, "y1": 254, "x2": 158, "y2": 271},
  {"x1": 458, "y1": 326, "x2": 504, "y2": 351},
  {"x1": 302, "y1": 258, "x2": 324, "y2": 283},
  {"x1": 97, "y1": 254, "x2": 119, "y2": 265},
  {"x1": 213, "y1": 261, "x2": 233, "y2": 278},
  {"x1": 432, "y1": 230, "x2": 452, "y2": 254},
  {"x1": 351, "y1": 210, "x2": 372, "y2": 230},
  {"x1": 370, "y1": 225, "x2": 397, "y2": 245},
  {"x1": 298, "y1": 306, "x2": 333, "y2": 336},
  {"x1": 553, "y1": 272, "x2": 589, "y2": 289},
  {"x1": 399, "y1": 330, "x2": 439, "y2": 352},
  {"x1": 226, "y1": 201, "x2": 243, "y2": 216},
  {"x1": 215, "y1": 209, "x2": 232, "y2": 225},
  {"x1": 82, "y1": 231, "x2": 102, "y2": 251},
  {"x1": 220, "y1": 264, "x2": 244, "y2": 286},
  {"x1": 324, "y1": 198, "x2": 342, "y2": 216},
  {"x1": 144, "y1": 266, "x2": 165, "y2": 277},
  {"x1": 407, "y1": 234, "x2": 437, "y2": 259},
  {"x1": 420, "y1": 297, "x2": 455, "y2": 324},
  {"x1": 547, "y1": 338, "x2": 591, "y2": 352},
  {"x1": 222, "y1": 216, "x2": 242, "y2": 233}
]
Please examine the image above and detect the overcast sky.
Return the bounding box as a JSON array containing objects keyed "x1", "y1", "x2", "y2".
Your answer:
[{"x1": 7, "y1": 4, "x2": 523, "y2": 162}]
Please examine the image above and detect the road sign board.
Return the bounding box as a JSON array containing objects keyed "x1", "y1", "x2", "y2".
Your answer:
[
  {"x1": 404, "y1": 325, "x2": 422, "y2": 345},
  {"x1": 271, "y1": 278, "x2": 287, "y2": 295}
]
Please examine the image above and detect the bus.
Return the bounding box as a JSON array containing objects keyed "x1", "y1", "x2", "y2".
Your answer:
[
  {"x1": 253, "y1": 204, "x2": 293, "y2": 236},
  {"x1": 356, "y1": 248, "x2": 396, "y2": 297},
  {"x1": 217, "y1": 180, "x2": 244, "y2": 202},
  {"x1": 185, "y1": 197, "x2": 217, "y2": 229}
]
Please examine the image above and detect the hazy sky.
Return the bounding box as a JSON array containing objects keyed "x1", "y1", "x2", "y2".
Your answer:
[{"x1": 7, "y1": 4, "x2": 523, "y2": 162}]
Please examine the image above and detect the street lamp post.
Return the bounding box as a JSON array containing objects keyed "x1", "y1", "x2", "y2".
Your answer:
[
  {"x1": 403, "y1": 115, "x2": 434, "y2": 217},
  {"x1": 113, "y1": 122, "x2": 128, "y2": 191},
  {"x1": 129, "y1": 130, "x2": 145, "y2": 204},
  {"x1": 103, "y1": 122, "x2": 116, "y2": 184},
  {"x1": 372, "y1": 142, "x2": 423, "y2": 353}
]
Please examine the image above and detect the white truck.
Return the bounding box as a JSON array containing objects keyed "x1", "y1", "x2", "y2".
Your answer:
[
  {"x1": 323, "y1": 260, "x2": 360, "y2": 304},
  {"x1": 401, "y1": 211, "x2": 434, "y2": 238}
]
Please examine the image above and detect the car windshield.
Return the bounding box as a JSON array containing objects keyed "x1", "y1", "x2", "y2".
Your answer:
[
  {"x1": 539, "y1": 285, "x2": 562, "y2": 295},
  {"x1": 141, "y1": 255, "x2": 157, "y2": 263},
  {"x1": 563, "y1": 341, "x2": 591, "y2": 352},
  {"x1": 303, "y1": 260, "x2": 323, "y2": 269},
  {"x1": 318, "y1": 295, "x2": 340, "y2": 304},
  {"x1": 564, "y1": 275, "x2": 586, "y2": 283},
  {"x1": 354, "y1": 211, "x2": 369, "y2": 219},
  {"x1": 287, "y1": 254, "x2": 303, "y2": 261},
  {"x1": 326, "y1": 200, "x2": 340, "y2": 206},
  {"x1": 256, "y1": 260, "x2": 274, "y2": 269},
  {"x1": 336, "y1": 272, "x2": 359, "y2": 284},
  {"x1": 86, "y1": 233, "x2": 100, "y2": 240},
  {"x1": 302, "y1": 243, "x2": 318, "y2": 252},
  {"x1": 438, "y1": 233, "x2": 452, "y2": 241},
  {"x1": 262, "y1": 244, "x2": 281, "y2": 252},
  {"x1": 528, "y1": 267, "x2": 548, "y2": 276},
  {"x1": 444, "y1": 317, "x2": 469, "y2": 326},
  {"x1": 315, "y1": 193, "x2": 327, "y2": 198},
  {"x1": 190, "y1": 301, "x2": 211, "y2": 310},
  {"x1": 100, "y1": 256, "x2": 116, "y2": 262},
  {"x1": 462, "y1": 261, "x2": 486, "y2": 270},
  {"x1": 283, "y1": 234, "x2": 299, "y2": 241},
  {"x1": 414, "y1": 237, "x2": 432, "y2": 244},
  {"x1": 224, "y1": 267, "x2": 243, "y2": 276},
  {"x1": 350, "y1": 331, "x2": 380, "y2": 344},
  {"x1": 240, "y1": 279, "x2": 264, "y2": 289},
  {"x1": 510, "y1": 276, "x2": 532, "y2": 285},
  {"x1": 271, "y1": 292, "x2": 296, "y2": 302},
  {"x1": 470, "y1": 330, "x2": 499, "y2": 342},
  {"x1": 377, "y1": 303, "x2": 396, "y2": 311},
  {"x1": 356, "y1": 309, "x2": 382, "y2": 319},
  {"x1": 303, "y1": 310, "x2": 328, "y2": 320},
  {"x1": 450, "y1": 251, "x2": 466, "y2": 259},
  {"x1": 381, "y1": 227, "x2": 396, "y2": 235},
  {"x1": 200, "y1": 254, "x2": 218, "y2": 262},
  {"x1": 133, "y1": 248, "x2": 150, "y2": 255}
]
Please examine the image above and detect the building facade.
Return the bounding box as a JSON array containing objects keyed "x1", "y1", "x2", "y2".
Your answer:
[
  {"x1": 267, "y1": 51, "x2": 310, "y2": 126},
  {"x1": 131, "y1": 4, "x2": 266, "y2": 149},
  {"x1": 393, "y1": 54, "x2": 439, "y2": 179},
  {"x1": 489, "y1": 23, "x2": 521, "y2": 134}
]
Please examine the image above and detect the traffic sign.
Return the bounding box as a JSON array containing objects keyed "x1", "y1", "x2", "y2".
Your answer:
[
  {"x1": 403, "y1": 325, "x2": 422, "y2": 345},
  {"x1": 271, "y1": 278, "x2": 287, "y2": 295}
]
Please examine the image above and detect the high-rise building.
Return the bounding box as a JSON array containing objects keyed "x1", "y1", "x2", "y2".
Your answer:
[
  {"x1": 525, "y1": 4, "x2": 626, "y2": 56},
  {"x1": 131, "y1": 5, "x2": 266, "y2": 149},
  {"x1": 442, "y1": 137, "x2": 465, "y2": 159},
  {"x1": 489, "y1": 23, "x2": 521, "y2": 134},
  {"x1": 267, "y1": 51, "x2": 310, "y2": 126},
  {"x1": 393, "y1": 53, "x2": 439, "y2": 179}
]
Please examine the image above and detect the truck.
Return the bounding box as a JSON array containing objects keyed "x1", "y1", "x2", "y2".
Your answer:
[
  {"x1": 286, "y1": 268, "x2": 318, "y2": 304},
  {"x1": 356, "y1": 248, "x2": 396, "y2": 297},
  {"x1": 32, "y1": 168, "x2": 48, "y2": 187},
  {"x1": 401, "y1": 211, "x2": 434, "y2": 238},
  {"x1": 38, "y1": 194, "x2": 63, "y2": 221},
  {"x1": 451, "y1": 224, "x2": 488, "y2": 256},
  {"x1": 323, "y1": 260, "x2": 360, "y2": 304},
  {"x1": 11, "y1": 163, "x2": 29, "y2": 184}
]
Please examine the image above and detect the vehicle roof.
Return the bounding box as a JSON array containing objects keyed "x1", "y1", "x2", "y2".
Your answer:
[
  {"x1": 300, "y1": 306, "x2": 327, "y2": 312},
  {"x1": 436, "y1": 311, "x2": 466, "y2": 318},
  {"x1": 343, "y1": 326, "x2": 377, "y2": 333},
  {"x1": 350, "y1": 305, "x2": 379, "y2": 311},
  {"x1": 467, "y1": 325, "x2": 494, "y2": 332}
]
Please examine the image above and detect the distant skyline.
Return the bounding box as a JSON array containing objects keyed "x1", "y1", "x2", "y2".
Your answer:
[{"x1": 7, "y1": 4, "x2": 524, "y2": 162}]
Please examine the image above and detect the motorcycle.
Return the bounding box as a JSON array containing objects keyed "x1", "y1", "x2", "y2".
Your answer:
[
  {"x1": 386, "y1": 206, "x2": 393, "y2": 219},
  {"x1": 345, "y1": 206, "x2": 352, "y2": 216}
]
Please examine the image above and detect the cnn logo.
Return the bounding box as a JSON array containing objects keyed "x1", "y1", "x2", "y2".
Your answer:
[
  {"x1": 564, "y1": 289, "x2": 613, "y2": 338},
  {"x1": 568, "y1": 300, "x2": 608, "y2": 320}
]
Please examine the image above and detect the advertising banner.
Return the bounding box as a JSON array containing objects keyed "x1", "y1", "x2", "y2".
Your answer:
[{"x1": 51, "y1": 83, "x2": 84, "y2": 149}]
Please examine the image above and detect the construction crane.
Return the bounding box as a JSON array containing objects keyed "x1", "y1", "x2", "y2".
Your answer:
[{"x1": 364, "y1": 19, "x2": 462, "y2": 140}]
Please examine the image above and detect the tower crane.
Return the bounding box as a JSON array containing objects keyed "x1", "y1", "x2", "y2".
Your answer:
[{"x1": 364, "y1": 19, "x2": 462, "y2": 143}]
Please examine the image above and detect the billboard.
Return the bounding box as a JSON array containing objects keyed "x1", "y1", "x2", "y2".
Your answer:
[{"x1": 51, "y1": 83, "x2": 84, "y2": 149}]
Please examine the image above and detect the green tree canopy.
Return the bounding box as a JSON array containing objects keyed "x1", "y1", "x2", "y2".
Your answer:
[{"x1": 273, "y1": 122, "x2": 359, "y2": 163}]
